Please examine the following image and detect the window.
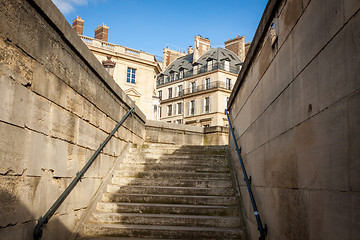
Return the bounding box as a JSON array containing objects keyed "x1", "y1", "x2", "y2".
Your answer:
[
  {"x1": 168, "y1": 87, "x2": 172, "y2": 99},
  {"x1": 177, "y1": 119, "x2": 183, "y2": 124},
  {"x1": 226, "y1": 78, "x2": 231, "y2": 90},
  {"x1": 167, "y1": 105, "x2": 172, "y2": 116},
  {"x1": 205, "y1": 78, "x2": 210, "y2": 90},
  {"x1": 178, "y1": 85, "x2": 183, "y2": 96},
  {"x1": 170, "y1": 72, "x2": 175, "y2": 82},
  {"x1": 159, "y1": 106, "x2": 162, "y2": 118},
  {"x1": 179, "y1": 69, "x2": 184, "y2": 79},
  {"x1": 191, "y1": 81, "x2": 197, "y2": 93},
  {"x1": 193, "y1": 65, "x2": 198, "y2": 75},
  {"x1": 190, "y1": 100, "x2": 195, "y2": 116},
  {"x1": 205, "y1": 97, "x2": 210, "y2": 113},
  {"x1": 177, "y1": 102, "x2": 183, "y2": 114},
  {"x1": 207, "y1": 60, "x2": 213, "y2": 71},
  {"x1": 126, "y1": 68, "x2": 136, "y2": 84},
  {"x1": 224, "y1": 60, "x2": 230, "y2": 71},
  {"x1": 158, "y1": 90, "x2": 162, "y2": 100},
  {"x1": 202, "y1": 96, "x2": 212, "y2": 114}
]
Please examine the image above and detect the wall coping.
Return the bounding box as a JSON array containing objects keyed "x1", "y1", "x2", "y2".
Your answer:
[
  {"x1": 29, "y1": 0, "x2": 146, "y2": 122},
  {"x1": 227, "y1": 0, "x2": 283, "y2": 111},
  {"x1": 146, "y1": 120, "x2": 204, "y2": 133}
]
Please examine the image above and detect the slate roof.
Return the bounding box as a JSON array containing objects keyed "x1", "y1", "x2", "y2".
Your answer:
[{"x1": 162, "y1": 48, "x2": 241, "y2": 76}]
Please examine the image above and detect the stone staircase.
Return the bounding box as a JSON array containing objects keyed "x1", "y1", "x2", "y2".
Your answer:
[{"x1": 76, "y1": 143, "x2": 244, "y2": 239}]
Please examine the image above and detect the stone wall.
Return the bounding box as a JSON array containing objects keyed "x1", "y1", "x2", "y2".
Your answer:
[
  {"x1": 228, "y1": 0, "x2": 360, "y2": 239},
  {"x1": 0, "y1": 0, "x2": 146, "y2": 239}
]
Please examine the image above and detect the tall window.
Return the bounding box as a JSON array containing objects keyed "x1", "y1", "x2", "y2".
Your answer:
[
  {"x1": 193, "y1": 65, "x2": 198, "y2": 75},
  {"x1": 190, "y1": 100, "x2": 195, "y2": 116},
  {"x1": 191, "y1": 81, "x2": 197, "y2": 93},
  {"x1": 205, "y1": 78, "x2": 210, "y2": 90},
  {"x1": 168, "y1": 87, "x2": 172, "y2": 99},
  {"x1": 205, "y1": 97, "x2": 210, "y2": 113},
  {"x1": 158, "y1": 90, "x2": 162, "y2": 100},
  {"x1": 170, "y1": 72, "x2": 175, "y2": 81},
  {"x1": 207, "y1": 60, "x2": 213, "y2": 71},
  {"x1": 224, "y1": 60, "x2": 230, "y2": 71},
  {"x1": 167, "y1": 105, "x2": 172, "y2": 116},
  {"x1": 179, "y1": 69, "x2": 184, "y2": 79},
  {"x1": 178, "y1": 85, "x2": 183, "y2": 96},
  {"x1": 226, "y1": 78, "x2": 231, "y2": 90},
  {"x1": 177, "y1": 102, "x2": 183, "y2": 114},
  {"x1": 127, "y1": 67, "x2": 136, "y2": 84}
]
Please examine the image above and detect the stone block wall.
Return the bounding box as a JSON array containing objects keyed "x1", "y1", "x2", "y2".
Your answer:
[
  {"x1": 0, "y1": 0, "x2": 146, "y2": 239},
  {"x1": 228, "y1": 0, "x2": 360, "y2": 239}
]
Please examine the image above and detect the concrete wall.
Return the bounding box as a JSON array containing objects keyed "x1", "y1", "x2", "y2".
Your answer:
[
  {"x1": 145, "y1": 121, "x2": 229, "y2": 146},
  {"x1": 228, "y1": 0, "x2": 360, "y2": 239},
  {"x1": 0, "y1": 0, "x2": 146, "y2": 239}
]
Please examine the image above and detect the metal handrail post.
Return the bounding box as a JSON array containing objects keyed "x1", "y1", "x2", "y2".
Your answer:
[
  {"x1": 33, "y1": 107, "x2": 134, "y2": 240},
  {"x1": 225, "y1": 109, "x2": 266, "y2": 240}
]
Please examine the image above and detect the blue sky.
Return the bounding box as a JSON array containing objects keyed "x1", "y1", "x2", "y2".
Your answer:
[{"x1": 53, "y1": 0, "x2": 268, "y2": 57}]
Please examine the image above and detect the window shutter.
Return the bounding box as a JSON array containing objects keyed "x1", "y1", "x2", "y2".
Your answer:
[
  {"x1": 187, "y1": 101, "x2": 190, "y2": 116},
  {"x1": 209, "y1": 96, "x2": 212, "y2": 113},
  {"x1": 202, "y1": 79, "x2": 205, "y2": 90},
  {"x1": 173, "y1": 103, "x2": 176, "y2": 115},
  {"x1": 181, "y1": 102, "x2": 184, "y2": 114},
  {"x1": 201, "y1": 98, "x2": 204, "y2": 114},
  {"x1": 224, "y1": 96, "x2": 227, "y2": 111},
  {"x1": 194, "y1": 100, "x2": 197, "y2": 115}
]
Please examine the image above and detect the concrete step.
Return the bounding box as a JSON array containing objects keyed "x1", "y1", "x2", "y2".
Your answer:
[
  {"x1": 106, "y1": 185, "x2": 235, "y2": 196},
  {"x1": 111, "y1": 177, "x2": 233, "y2": 188},
  {"x1": 133, "y1": 153, "x2": 226, "y2": 160},
  {"x1": 101, "y1": 193, "x2": 237, "y2": 206},
  {"x1": 118, "y1": 163, "x2": 230, "y2": 173},
  {"x1": 89, "y1": 212, "x2": 241, "y2": 228},
  {"x1": 122, "y1": 158, "x2": 229, "y2": 167},
  {"x1": 135, "y1": 144, "x2": 228, "y2": 150},
  {"x1": 114, "y1": 170, "x2": 231, "y2": 180},
  {"x1": 133, "y1": 148, "x2": 227, "y2": 155},
  {"x1": 81, "y1": 223, "x2": 244, "y2": 239},
  {"x1": 96, "y1": 202, "x2": 240, "y2": 216}
]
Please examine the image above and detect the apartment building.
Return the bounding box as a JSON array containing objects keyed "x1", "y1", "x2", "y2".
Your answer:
[
  {"x1": 157, "y1": 35, "x2": 244, "y2": 127},
  {"x1": 72, "y1": 17, "x2": 162, "y2": 120}
]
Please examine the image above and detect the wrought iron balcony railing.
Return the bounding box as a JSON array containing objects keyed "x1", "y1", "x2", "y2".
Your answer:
[{"x1": 157, "y1": 61, "x2": 241, "y2": 86}]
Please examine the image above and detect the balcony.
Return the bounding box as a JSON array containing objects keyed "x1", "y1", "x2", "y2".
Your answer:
[{"x1": 157, "y1": 61, "x2": 241, "y2": 86}]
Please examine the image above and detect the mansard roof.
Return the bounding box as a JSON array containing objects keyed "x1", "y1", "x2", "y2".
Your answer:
[{"x1": 162, "y1": 48, "x2": 241, "y2": 76}]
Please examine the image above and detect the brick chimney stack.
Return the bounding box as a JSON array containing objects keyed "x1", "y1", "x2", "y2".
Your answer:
[
  {"x1": 94, "y1": 23, "x2": 109, "y2": 42},
  {"x1": 193, "y1": 35, "x2": 210, "y2": 62},
  {"x1": 72, "y1": 16, "x2": 84, "y2": 35},
  {"x1": 187, "y1": 46, "x2": 194, "y2": 54},
  {"x1": 224, "y1": 35, "x2": 246, "y2": 62}
]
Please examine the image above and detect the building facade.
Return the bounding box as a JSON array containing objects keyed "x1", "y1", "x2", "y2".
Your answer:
[
  {"x1": 72, "y1": 17, "x2": 162, "y2": 120},
  {"x1": 157, "y1": 36, "x2": 243, "y2": 128}
]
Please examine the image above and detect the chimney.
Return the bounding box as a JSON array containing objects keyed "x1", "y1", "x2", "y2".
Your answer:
[
  {"x1": 72, "y1": 16, "x2": 84, "y2": 35},
  {"x1": 162, "y1": 47, "x2": 186, "y2": 69},
  {"x1": 193, "y1": 35, "x2": 210, "y2": 62},
  {"x1": 224, "y1": 35, "x2": 246, "y2": 62},
  {"x1": 94, "y1": 23, "x2": 109, "y2": 42},
  {"x1": 187, "y1": 46, "x2": 194, "y2": 54}
]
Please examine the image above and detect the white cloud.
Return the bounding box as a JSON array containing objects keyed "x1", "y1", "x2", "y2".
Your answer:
[{"x1": 52, "y1": 0, "x2": 89, "y2": 14}]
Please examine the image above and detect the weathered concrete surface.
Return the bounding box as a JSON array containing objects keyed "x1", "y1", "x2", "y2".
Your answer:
[
  {"x1": 228, "y1": 0, "x2": 360, "y2": 239},
  {"x1": 0, "y1": 0, "x2": 146, "y2": 239},
  {"x1": 145, "y1": 120, "x2": 229, "y2": 145}
]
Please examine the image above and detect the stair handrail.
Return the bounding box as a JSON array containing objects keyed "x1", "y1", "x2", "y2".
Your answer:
[
  {"x1": 225, "y1": 109, "x2": 267, "y2": 240},
  {"x1": 33, "y1": 107, "x2": 135, "y2": 240}
]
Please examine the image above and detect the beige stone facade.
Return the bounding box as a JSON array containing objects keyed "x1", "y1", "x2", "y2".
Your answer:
[
  {"x1": 73, "y1": 20, "x2": 162, "y2": 120},
  {"x1": 157, "y1": 36, "x2": 242, "y2": 128}
]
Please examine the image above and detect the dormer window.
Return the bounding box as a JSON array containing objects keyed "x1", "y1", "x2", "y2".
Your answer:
[
  {"x1": 193, "y1": 65, "x2": 198, "y2": 75},
  {"x1": 170, "y1": 72, "x2": 175, "y2": 81},
  {"x1": 224, "y1": 60, "x2": 230, "y2": 71},
  {"x1": 179, "y1": 69, "x2": 184, "y2": 79},
  {"x1": 207, "y1": 60, "x2": 213, "y2": 71}
]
